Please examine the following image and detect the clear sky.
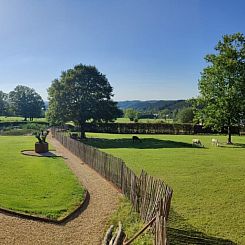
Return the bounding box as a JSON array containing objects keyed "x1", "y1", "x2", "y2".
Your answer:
[{"x1": 0, "y1": 0, "x2": 244, "y2": 101}]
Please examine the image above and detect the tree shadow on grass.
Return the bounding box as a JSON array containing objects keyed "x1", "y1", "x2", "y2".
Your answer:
[
  {"x1": 84, "y1": 138, "x2": 196, "y2": 149},
  {"x1": 168, "y1": 209, "x2": 237, "y2": 245},
  {"x1": 168, "y1": 228, "x2": 236, "y2": 245},
  {"x1": 218, "y1": 142, "x2": 245, "y2": 148}
]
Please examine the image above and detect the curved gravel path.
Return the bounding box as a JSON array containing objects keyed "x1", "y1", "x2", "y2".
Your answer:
[{"x1": 0, "y1": 136, "x2": 122, "y2": 245}]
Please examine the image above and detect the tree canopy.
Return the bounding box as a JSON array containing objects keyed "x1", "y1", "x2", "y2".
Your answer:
[
  {"x1": 124, "y1": 108, "x2": 139, "y2": 121},
  {"x1": 47, "y1": 64, "x2": 122, "y2": 138},
  {"x1": 9, "y1": 85, "x2": 45, "y2": 120},
  {"x1": 0, "y1": 91, "x2": 8, "y2": 116},
  {"x1": 176, "y1": 107, "x2": 194, "y2": 123},
  {"x1": 194, "y1": 33, "x2": 245, "y2": 143}
]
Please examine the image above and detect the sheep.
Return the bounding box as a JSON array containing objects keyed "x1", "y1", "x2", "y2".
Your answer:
[
  {"x1": 192, "y1": 139, "x2": 203, "y2": 147},
  {"x1": 212, "y1": 138, "x2": 219, "y2": 146}
]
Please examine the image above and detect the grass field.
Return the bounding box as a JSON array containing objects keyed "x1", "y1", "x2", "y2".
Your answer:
[
  {"x1": 86, "y1": 133, "x2": 245, "y2": 244},
  {"x1": 115, "y1": 117, "x2": 173, "y2": 123},
  {"x1": 0, "y1": 136, "x2": 85, "y2": 220},
  {"x1": 0, "y1": 116, "x2": 46, "y2": 122}
]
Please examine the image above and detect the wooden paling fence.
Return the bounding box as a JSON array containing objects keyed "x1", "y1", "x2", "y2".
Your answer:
[{"x1": 51, "y1": 128, "x2": 173, "y2": 244}]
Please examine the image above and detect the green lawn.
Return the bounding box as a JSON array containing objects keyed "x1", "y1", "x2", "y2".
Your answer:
[
  {"x1": 0, "y1": 136, "x2": 85, "y2": 220},
  {"x1": 0, "y1": 116, "x2": 46, "y2": 122},
  {"x1": 66, "y1": 117, "x2": 173, "y2": 125},
  {"x1": 86, "y1": 133, "x2": 245, "y2": 244},
  {"x1": 115, "y1": 117, "x2": 173, "y2": 123}
]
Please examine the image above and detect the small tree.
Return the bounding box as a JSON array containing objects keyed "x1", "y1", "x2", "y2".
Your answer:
[
  {"x1": 177, "y1": 107, "x2": 194, "y2": 123},
  {"x1": 47, "y1": 64, "x2": 122, "y2": 138},
  {"x1": 195, "y1": 33, "x2": 245, "y2": 144},
  {"x1": 158, "y1": 109, "x2": 170, "y2": 120},
  {"x1": 124, "y1": 108, "x2": 139, "y2": 121},
  {"x1": 0, "y1": 91, "x2": 9, "y2": 116},
  {"x1": 9, "y1": 85, "x2": 45, "y2": 121}
]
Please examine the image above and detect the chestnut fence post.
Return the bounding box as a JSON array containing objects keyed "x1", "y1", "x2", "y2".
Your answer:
[{"x1": 50, "y1": 127, "x2": 173, "y2": 245}]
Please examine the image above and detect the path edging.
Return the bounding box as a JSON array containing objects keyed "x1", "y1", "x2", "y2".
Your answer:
[{"x1": 0, "y1": 190, "x2": 89, "y2": 225}]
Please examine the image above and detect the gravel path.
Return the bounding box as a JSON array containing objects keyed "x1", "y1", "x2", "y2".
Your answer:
[{"x1": 0, "y1": 136, "x2": 122, "y2": 245}]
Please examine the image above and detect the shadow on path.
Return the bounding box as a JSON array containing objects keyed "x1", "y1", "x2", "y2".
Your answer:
[{"x1": 60, "y1": 191, "x2": 90, "y2": 225}]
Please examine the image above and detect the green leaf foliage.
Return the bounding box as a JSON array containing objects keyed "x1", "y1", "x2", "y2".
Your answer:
[
  {"x1": 8, "y1": 85, "x2": 45, "y2": 120},
  {"x1": 0, "y1": 91, "x2": 9, "y2": 116},
  {"x1": 194, "y1": 33, "x2": 245, "y2": 142},
  {"x1": 124, "y1": 108, "x2": 139, "y2": 121},
  {"x1": 176, "y1": 107, "x2": 194, "y2": 123},
  {"x1": 47, "y1": 64, "x2": 122, "y2": 136}
]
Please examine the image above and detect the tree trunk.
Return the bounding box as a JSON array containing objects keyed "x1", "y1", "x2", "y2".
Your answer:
[
  {"x1": 79, "y1": 122, "x2": 86, "y2": 139},
  {"x1": 227, "y1": 126, "x2": 232, "y2": 144}
]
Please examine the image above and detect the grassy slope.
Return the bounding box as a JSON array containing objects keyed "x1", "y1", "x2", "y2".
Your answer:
[
  {"x1": 86, "y1": 133, "x2": 245, "y2": 244},
  {"x1": 0, "y1": 136, "x2": 85, "y2": 220}
]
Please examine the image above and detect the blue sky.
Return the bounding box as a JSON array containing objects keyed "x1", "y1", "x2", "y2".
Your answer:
[{"x1": 0, "y1": 0, "x2": 244, "y2": 101}]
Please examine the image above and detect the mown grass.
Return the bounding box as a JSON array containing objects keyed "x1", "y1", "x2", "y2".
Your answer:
[
  {"x1": 0, "y1": 116, "x2": 46, "y2": 122},
  {"x1": 115, "y1": 117, "x2": 173, "y2": 123},
  {"x1": 0, "y1": 136, "x2": 85, "y2": 220},
  {"x1": 86, "y1": 133, "x2": 245, "y2": 244}
]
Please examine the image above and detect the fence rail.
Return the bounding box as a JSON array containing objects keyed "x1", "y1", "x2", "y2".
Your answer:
[{"x1": 51, "y1": 128, "x2": 173, "y2": 244}]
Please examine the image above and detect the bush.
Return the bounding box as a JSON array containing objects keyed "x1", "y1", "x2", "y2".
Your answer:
[
  {"x1": 21, "y1": 123, "x2": 47, "y2": 131},
  {"x1": 176, "y1": 108, "x2": 194, "y2": 123},
  {"x1": 0, "y1": 129, "x2": 31, "y2": 136},
  {"x1": 0, "y1": 123, "x2": 48, "y2": 136}
]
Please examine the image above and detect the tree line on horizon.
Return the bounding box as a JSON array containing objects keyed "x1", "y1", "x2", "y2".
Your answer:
[
  {"x1": 122, "y1": 105, "x2": 194, "y2": 123},
  {"x1": 0, "y1": 33, "x2": 244, "y2": 143}
]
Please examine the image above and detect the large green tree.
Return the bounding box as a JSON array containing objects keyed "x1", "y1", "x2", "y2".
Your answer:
[
  {"x1": 9, "y1": 85, "x2": 45, "y2": 120},
  {"x1": 47, "y1": 64, "x2": 122, "y2": 138},
  {"x1": 195, "y1": 33, "x2": 245, "y2": 143}
]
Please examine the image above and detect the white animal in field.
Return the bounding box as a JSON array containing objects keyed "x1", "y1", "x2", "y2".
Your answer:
[
  {"x1": 192, "y1": 139, "x2": 203, "y2": 147},
  {"x1": 211, "y1": 138, "x2": 219, "y2": 146}
]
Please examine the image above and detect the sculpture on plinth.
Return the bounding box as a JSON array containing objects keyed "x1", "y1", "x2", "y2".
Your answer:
[{"x1": 35, "y1": 130, "x2": 49, "y2": 153}]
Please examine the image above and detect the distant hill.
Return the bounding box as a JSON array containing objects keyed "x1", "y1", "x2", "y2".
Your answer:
[
  {"x1": 117, "y1": 100, "x2": 190, "y2": 112},
  {"x1": 44, "y1": 100, "x2": 190, "y2": 112}
]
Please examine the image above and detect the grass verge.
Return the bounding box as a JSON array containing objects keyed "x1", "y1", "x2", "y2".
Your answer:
[
  {"x1": 106, "y1": 197, "x2": 153, "y2": 245},
  {"x1": 0, "y1": 136, "x2": 85, "y2": 220}
]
